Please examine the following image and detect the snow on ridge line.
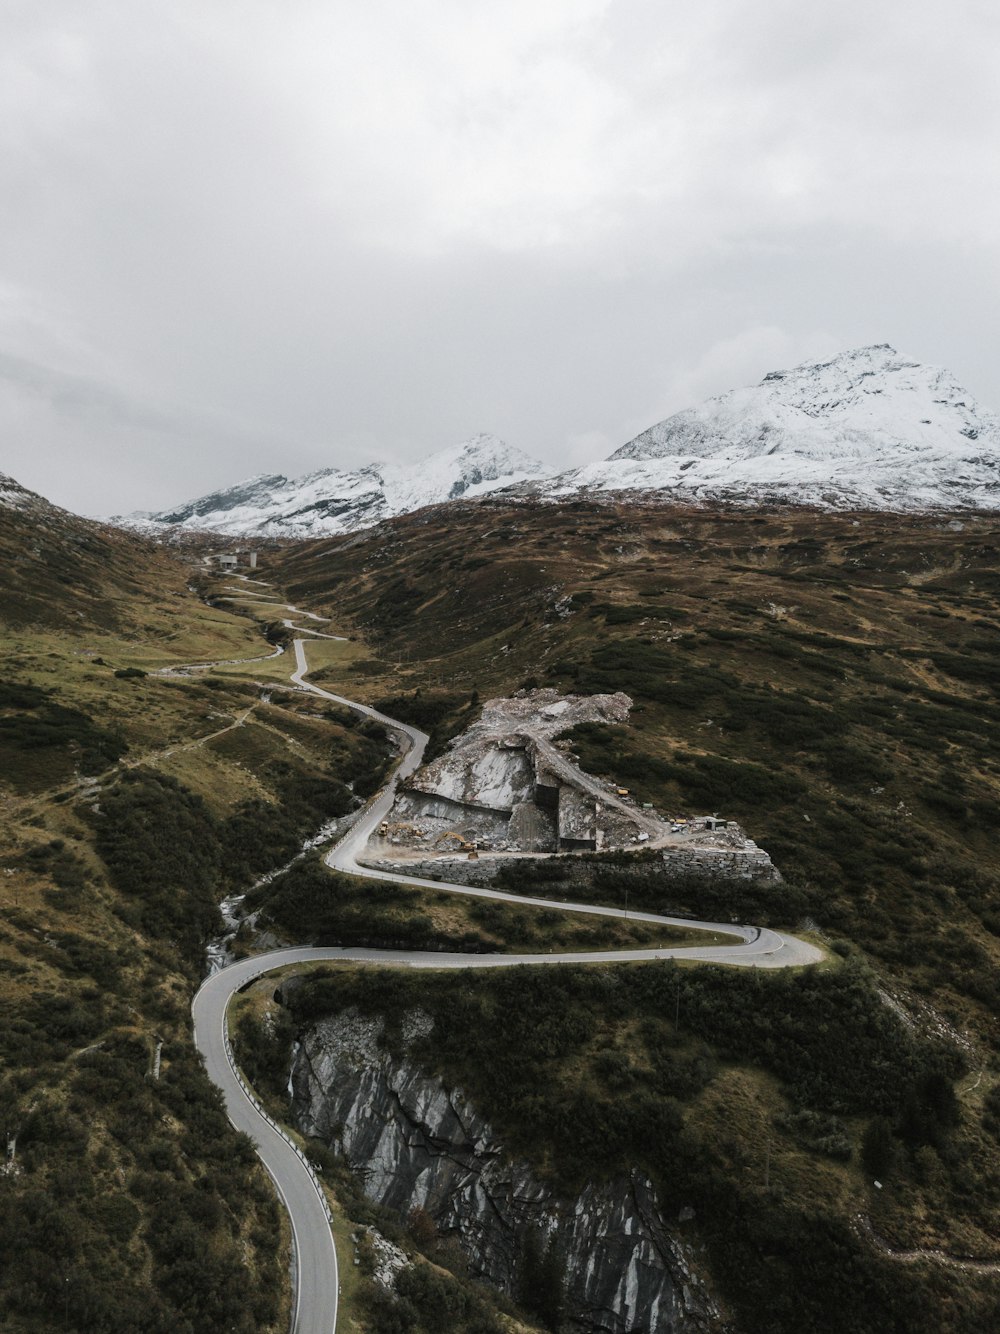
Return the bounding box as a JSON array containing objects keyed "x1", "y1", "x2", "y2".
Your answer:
[
  {"x1": 110, "y1": 433, "x2": 550, "y2": 537},
  {"x1": 104, "y1": 343, "x2": 1000, "y2": 531},
  {"x1": 0, "y1": 471, "x2": 67, "y2": 513},
  {"x1": 533, "y1": 344, "x2": 1000, "y2": 512}
]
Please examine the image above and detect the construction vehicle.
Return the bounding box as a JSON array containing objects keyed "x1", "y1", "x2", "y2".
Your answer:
[
  {"x1": 434, "y1": 831, "x2": 475, "y2": 852},
  {"x1": 382, "y1": 821, "x2": 423, "y2": 843}
]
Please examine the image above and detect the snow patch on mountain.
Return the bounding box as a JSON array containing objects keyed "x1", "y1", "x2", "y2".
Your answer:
[
  {"x1": 540, "y1": 345, "x2": 1000, "y2": 511},
  {"x1": 116, "y1": 434, "x2": 548, "y2": 537},
  {"x1": 1, "y1": 473, "x2": 32, "y2": 508},
  {"x1": 0, "y1": 472, "x2": 57, "y2": 513},
  {"x1": 108, "y1": 345, "x2": 1000, "y2": 529}
]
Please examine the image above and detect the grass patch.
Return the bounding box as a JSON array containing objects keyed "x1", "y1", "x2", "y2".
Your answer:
[{"x1": 242, "y1": 857, "x2": 732, "y2": 955}]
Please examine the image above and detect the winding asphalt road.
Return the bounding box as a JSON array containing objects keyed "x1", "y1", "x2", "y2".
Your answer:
[{"x1": 192, "y1": 618, "x2": 823, "y2": 1334}]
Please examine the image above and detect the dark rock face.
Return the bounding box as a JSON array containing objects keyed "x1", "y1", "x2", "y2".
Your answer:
[
  {"x1": 158, "y1": 473, "x2": 290, "y2": 522},
  {"x1": 359, "y1": 838, "x2": 780, "y2": 890},
  {"x1": 290, "y1": 1008, "x2": 723, "y2": 1333}
]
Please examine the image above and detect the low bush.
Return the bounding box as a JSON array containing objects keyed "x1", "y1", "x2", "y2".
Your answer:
[
  {"x1": 94, "y1": 769, "x2": 222, "y2": 960},
  {"x1": 0, "y1": 680, "x2": 127, "y2": 783},
  {"x1": 245, "y1": 859, "x2": 490, "y2": 952}
]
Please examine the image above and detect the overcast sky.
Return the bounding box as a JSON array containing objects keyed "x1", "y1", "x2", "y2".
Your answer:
[{"x1": 2, "y1": 1, "x2": 999, "y2": 516}]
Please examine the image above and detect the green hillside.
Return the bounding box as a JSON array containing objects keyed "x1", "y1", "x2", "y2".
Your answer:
[
  {"x1": 4, "y1": 485, "x2": 1000, "y2": 1333},
  {"x1": 266, "y1": 498, "x2": 1000, "y2": 1332},
  {"x1": 0, "y1": 503, "x2": 391, "y2": 1332}
]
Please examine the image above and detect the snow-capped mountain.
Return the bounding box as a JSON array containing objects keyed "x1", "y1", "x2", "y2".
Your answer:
[
  {"x1": 540, "y1": 345, "x2": 1000, "y2": 511},
  {"x1": 110, "y1": 347, "x2": 1000, "y2": 530},
  {"x1": 117, "y1": 434, "x2": 548, "y2": 537}
]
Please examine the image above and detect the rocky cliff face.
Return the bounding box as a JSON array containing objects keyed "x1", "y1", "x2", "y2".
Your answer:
[
  {"x1": 361, "y1": 809, "x2": 781, "y2": 891},
  {"x1": 289, "y1": 1007, "x2": 723, "y2": 1333},
  {"x1": 360, "y1": 837, "x2": 780, "y2": 889},
  {"x1": 377, "y1": 688, "x2": 672, "y2": 857}
]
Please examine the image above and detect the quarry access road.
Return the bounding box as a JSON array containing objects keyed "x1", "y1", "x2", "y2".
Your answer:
[
  {"x1": 530, "y1": 731, "x2": 665, "y2": 840},
  {"x1": 191, "y1": 622, "x2": 823, "y2": 1334},
  {"x1": 288, "y1": 638, "x2": 821, "y2": 969}
]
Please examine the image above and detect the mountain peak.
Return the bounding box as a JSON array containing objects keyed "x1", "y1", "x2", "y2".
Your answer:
[
  {"x1": 553, "y1": 346, "x2": 1000, "y2": 511},
  {"x1": 115, "y1": 435, "x2": 548, "y2": 538},
  {"x1": 762, "y1": 343, "x2": 901, "y2": 382}
]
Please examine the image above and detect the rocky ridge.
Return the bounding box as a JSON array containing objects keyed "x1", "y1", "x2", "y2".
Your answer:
[
  {"x1": 101, "y1": 346, "x2": 1000, "y2": 534},
  {"x1": 0, "y1": 470, "x2": 61, "y2": 513},
  {"x1": 112, "y1": 433, "x2": 547, "y2": 537},
  {"x1": 290, "y1": 1007, "x2": 722, "y2": 1333}
]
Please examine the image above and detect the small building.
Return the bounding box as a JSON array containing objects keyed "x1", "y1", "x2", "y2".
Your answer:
[{"x1": 209, "y1": 550, "x2": 258, "y2": 571}]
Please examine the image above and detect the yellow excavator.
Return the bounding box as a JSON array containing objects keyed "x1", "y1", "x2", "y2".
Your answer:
[{"x1": 433, "y1": 831, "x2": 478, "y2": 858}]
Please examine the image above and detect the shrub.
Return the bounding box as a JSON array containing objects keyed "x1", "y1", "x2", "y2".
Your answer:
[
  {"x1": 95, "y1": 769, "x2": 223, "y2": 959},
  {"x1": 0, "y1": 680, "x2": 127, "y2": 780}
]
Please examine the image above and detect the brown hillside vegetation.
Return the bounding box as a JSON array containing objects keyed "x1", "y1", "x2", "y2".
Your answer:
[
  {"x1": 0, "y1": 506, "x2": 396, "y2": 1332},
  {"x1": 3, "y1": 485, "x2": 1000, "y2": 1333},
  {"x1": 0, "y1": 497, "x2": 575, "y2": 1334},
  {"x1": 267, "y1": 498, "x2": 1000, "y2": 1333}
]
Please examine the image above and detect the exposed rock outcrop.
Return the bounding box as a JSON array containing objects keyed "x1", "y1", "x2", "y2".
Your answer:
[
  {"x1": 378, "y1": 688, "x2": 647, "y2": 855},
  {"x1": 360, "y1": 830, "x2": 781, "y2": 891},
  {"x1": 290, "y1": 1008, "x2": 723, "y2": 1333},
  {"x1": 371, "y1": 689, "x2": 781, "y2": 879}
]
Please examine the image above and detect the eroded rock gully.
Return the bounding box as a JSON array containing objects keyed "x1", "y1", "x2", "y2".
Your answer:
[{"x1": 289, "y1": 1007, "x2": 723, "y2": 1333}]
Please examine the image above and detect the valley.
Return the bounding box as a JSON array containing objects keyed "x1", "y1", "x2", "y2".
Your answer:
[
  {"x1": 4, "y1": 0, "x2": 998, "y2": 1325},
  {"x1": 2, "y1": 470, "x2": 1000, "y2": 1334},
  {"x1": 263, "y1": 496, "x2": 1000, "y2": 1331}
]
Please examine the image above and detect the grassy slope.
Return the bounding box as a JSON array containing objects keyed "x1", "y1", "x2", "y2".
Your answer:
[
  {"x1": 0, "y1": 497, "x2": 697, "y2": 1334},
  {"x1": 240, "y1": 857, "x2": 733, "y2": 956},
  {"x1": 0, "y1": 505, "x2": 398, "y2": 1332},
  {"x1": 267, "y1": 498, "x2": 1000, "y2": 1332}
]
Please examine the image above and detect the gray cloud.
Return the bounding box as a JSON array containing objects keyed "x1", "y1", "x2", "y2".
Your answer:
[
  {"x1": 0, "y1": 350, "x2": 178, "y2": 431},
  {"x1": 1, "y1": 1, "x2": 998, "y2": 514}
]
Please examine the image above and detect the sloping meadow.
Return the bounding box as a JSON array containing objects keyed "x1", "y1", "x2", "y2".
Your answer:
[{"x1": 268, "y1": 499, "x2": 1000, "y2": 1332}]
